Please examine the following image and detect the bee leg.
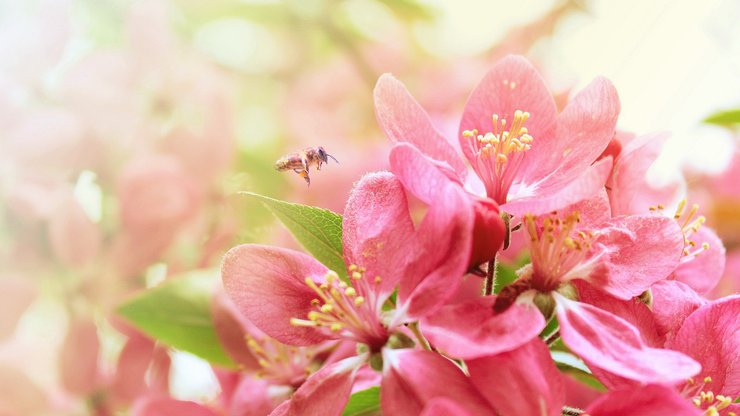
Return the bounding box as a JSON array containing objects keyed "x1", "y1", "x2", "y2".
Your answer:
[
  {"x1": 299, "y1": 170, "x2": 311, "y2": 186},
  {"x1": 317, "y1": 161, "x2": 322, "y2": 171}
]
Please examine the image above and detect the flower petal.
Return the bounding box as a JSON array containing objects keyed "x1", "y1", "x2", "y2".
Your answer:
[
  {"x1": 554, "y1": 293, "x2": 700, "y2": 385},
  {"x1": 468, "y1": 338, "x2": 565, "y2": 416},
  {"x1": 390, "y1": 143, "x2": 462, "y2": 205},
  {"x1": 672, "y1": 226, "x2": 726, "y2": 295},
  {"x1": 586, "y1": 214, "x2": 684, "y2": 299},
  {"x1": 420, "y1": 294, "x2": 544, "y2": 359},
  {"x1": 522, "y1": 77, "x2": 619, "y2": 186},
  {"x1": 584, "y1": 384, "x2": 700, "y2": 416},
  {"x1": 666, "y1": 295, "x2": 740, "y2": 397},
  {"x1": 574, "y1": 281, "x2": 663, "y2": 347},
  {"x1": 60, "y1": 317, "x2": 100, "y2": 396},
  {"x1": 607, "y1": 132, "x2": 685, "y2": 216},
  {"x1": 651, "y1": 280, "x2": 707, "y2": 342},
  {"x1": 211, "y1": 291, "x2": 260, "y2": 370},
  {"x1": 381, "y1": 349, "x2": 493, "y2": 416},
  {"x1": 459, "y1": 55, "x2": 557, "y2": 170},
  {"x1": 395, "y1": 184, "x2": 473, "y2": 322},
  {"x1": 421, "y1": 398, "x2": 476, "y2": 416},
  {"x1": 222, "y1": 244, "x2": 329, "y2": 346},
  {"x1": 132, "y1": 398, "x2": 218, "y2": 416},
  {"x1": 343, "y1": 172, "x2": 415, "y2": 300},
  {"x1": 229, "y1": 377, "x2": 286, "y2": 416},
  {"x1": 285, "y1": 355, "x2": 363, "y2": 416},
  {"x1": 374, "y1": 74, "x2": 467, "y2": 178},
  {"x1": 503, "y1": 156, "x2": 612, "y2": 216}
]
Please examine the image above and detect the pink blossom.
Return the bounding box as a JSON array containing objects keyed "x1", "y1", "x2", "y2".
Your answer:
[
  {"x1": 375, "y1": 55, "x2": 620, "y2": 217},
  {"x1": 223, "y1": 171, "x2": 476, "y2": 413}
]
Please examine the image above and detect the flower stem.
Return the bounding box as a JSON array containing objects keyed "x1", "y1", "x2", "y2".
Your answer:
[
  {"x1": 483, "y1": 256, "x2": 498, "y2": 296},
  {"x1": 544, "y1": 329, "x2": 561, "y2": 347},
  {"x1": 562, "y1": 405, "x2": 584, "y2": 415},
  {"x1": 407, "y1": 322, "x2": 431, "y2": 351}
]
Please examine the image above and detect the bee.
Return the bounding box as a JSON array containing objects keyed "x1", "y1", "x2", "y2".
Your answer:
[{"x1": 274, "y1": 146, "x2": 339, "y2": 186}]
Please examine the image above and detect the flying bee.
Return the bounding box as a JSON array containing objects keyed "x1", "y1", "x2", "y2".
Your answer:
[{"x1": 274, "y1": 146, "x2": 339, "y2": 186}]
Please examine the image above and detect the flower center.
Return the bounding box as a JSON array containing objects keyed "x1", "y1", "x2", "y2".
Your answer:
[
  {"x1": 680, "y1": 376, "x2": 736, "y2": 416},
  {"x1": 650, "y1": 200, "x2": 709, "y2": 261},
  {"x1": 462, "y1": 110, "x2": 533, "y2": 203},
  {"x1": 525, "y1": 212, "x2": 594, "y2": 292},
  {"x1": 290, "y1": 266, "x2": 389, "y2": 350},
  {"x1": 245, "y1": 334, "x2": 317, "y2": 387}
]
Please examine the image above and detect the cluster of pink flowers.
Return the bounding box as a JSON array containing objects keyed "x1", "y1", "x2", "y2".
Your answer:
[{"x1": 219, "y1": 56, "x2": 739, "y2": 415}]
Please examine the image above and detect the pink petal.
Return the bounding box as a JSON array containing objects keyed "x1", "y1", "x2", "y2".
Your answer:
[
  {"x1": 555, "y1": 294, "x2": 700, "y2": 385},
  {"x1": 469, "y1": 197, "x2": 506, "y2": 268},
  {"x1": 672, "y1": 227, "x2": 726, "y2": 295},
  {"x1": 381, "y1": 349, "x2": 493, "y2": 415},
  {"x1": 607, "y1": 132, "x2": 685, "y2": 216},
  {"x1": 285, "y1": 355, "x2": 363, "y2": 416},
  {"x1": 132, "y1": 398, "x2": 218, "y2": 416},
  {"x1": 420, "y1": 295, "x2": 544, "y2": 359},
  {"x1": 459, "y1": 55, "x2": 557, "y2": 170},
  {"x1": 421, "y1": 398, "x2": 475, "y2": 416},
  {"x1": 59, "y1": 317, "x2": 100, "y2": 396},
  {"x1": 666, "y1": 295, "x2": 740, "y2": 396},
  {"x1": 562, "y1": 373, "x2": 604, "y2": 410},
  {"x1": 584, "y1": 384, "x2": 701, "y2": 416},
  {"x1": 222, "y1": 244, "x2": 330, "y2": 346},
  {"x1": 0, "y1": 277, "x2": 36, "y2": 341},
  {"x1": 522, "y1": 77, "x2": 619, "y2": 186},
  {"x1": 468, "y1": 339, "x2": 566, "y2": 416},
  {"x1": 503, "y1": 156, "x2": 612, "y2": 217},
  {"x1": 651, "y1": 280, "x2": 707, "y2": 342},
  {"x1": 211, "y1": 291, "x2": 260, "y2": 370},
  {"x1": 111, "y1": 334, "x2": 155, "y2": 406},
  {"x1": 396, "y1": 184, "x2": 473, "y2": 322},
  {"x1": 558, "y1": 188, "x2": 613, "y2": 228},
  {"x1": 374, "y1": 74, "x2": 467, "y2": 178},
  {"x1": 389, "y1": 143, "x2": 462, "y2": 205},
  {"x1": 270, "y1": 401, "x2": 289, "y2": 416},
  {"x1": 229, "y1": 376, "x2": 285, "y2": 416},
  {"x1": 343, "y1": 172, "x2": 415, "y2": 300},
  {"x1": 574, "y1": 281, "x2": 663, "y2": 347},
  {"x1": 586, "y1": 214, "x2": 684, "y2": 299}
]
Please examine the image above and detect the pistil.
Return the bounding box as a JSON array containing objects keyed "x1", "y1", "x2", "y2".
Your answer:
[
  {"x1": 290, "y1": 266, "x2": 388, "y2": 349},
  {"x1": 462, "y1": 110, "x2": 533, "y2": 203}
]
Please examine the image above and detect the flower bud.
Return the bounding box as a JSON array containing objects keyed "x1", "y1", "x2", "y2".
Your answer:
[{"x1": 469, "y1": 197, "x2": 506, "y2": 268}]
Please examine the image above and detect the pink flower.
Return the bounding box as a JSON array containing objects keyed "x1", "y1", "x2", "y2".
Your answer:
[
  {"x1": 584, "y1": 384, "x2": 701, "y2": 416},
  {"x1": 429, "y1": 193, "x2": 699, "y2": 384},
  {"x1": 223, "y1": 171, "x2": 476, "y2": 413},
  {"x1": 374, "y1": 55, "x2": 619, "y2": 217},
  {"x1": 577, "y1": 284, "x2": 740, "y2": 414}
]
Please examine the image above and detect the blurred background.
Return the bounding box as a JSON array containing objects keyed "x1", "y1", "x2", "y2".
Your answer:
[{"x1": 0, "y1": 0, "x2": 739, "y2": 414}]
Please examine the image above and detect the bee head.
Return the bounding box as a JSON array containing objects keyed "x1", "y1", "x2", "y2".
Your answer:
[{"x1": 317, "y1": 146, "x2": 328, "y2": 162}]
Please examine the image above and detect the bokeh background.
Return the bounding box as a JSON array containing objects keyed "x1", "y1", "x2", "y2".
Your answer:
[{"x1": 1, "y1": 0, "x2": 739, "y2": 414}]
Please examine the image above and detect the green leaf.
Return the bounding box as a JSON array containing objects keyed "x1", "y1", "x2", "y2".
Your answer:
[
  {"x1": 704, "y1": 108, "x2": 740, "y2": 126},
  {"x1": 117, "y1": 270, "x2": 236, "y2": 368},
  {"x1": 241, "y1": 192, "x2": 347, "y2": 279},
  {"x1": 551, "y1": 351, "x2": 606, "y2": 392},
  {"x1": 342, "y1": 387, "x2": 380, "y2": 416}
]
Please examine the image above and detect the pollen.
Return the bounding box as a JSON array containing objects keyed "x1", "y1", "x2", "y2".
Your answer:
[
  {"x1": 290, "y1": 266, "x2": 388, "y2": 348},
  {"x1": 674, "y1": 199, "x2": 710, "y2": 260},
  {"x1": 462, "y1": 110, "x2": 533, "y2": 203},
  {"x1": 525, "y1": 211, "x2": 594, "y2": 292},
  {"x1": 683, "y1": 375, "x2": 735, "y2": 416},
  {"x1": 244, "y1": 333, "x2": 317, "y2": 386}
]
